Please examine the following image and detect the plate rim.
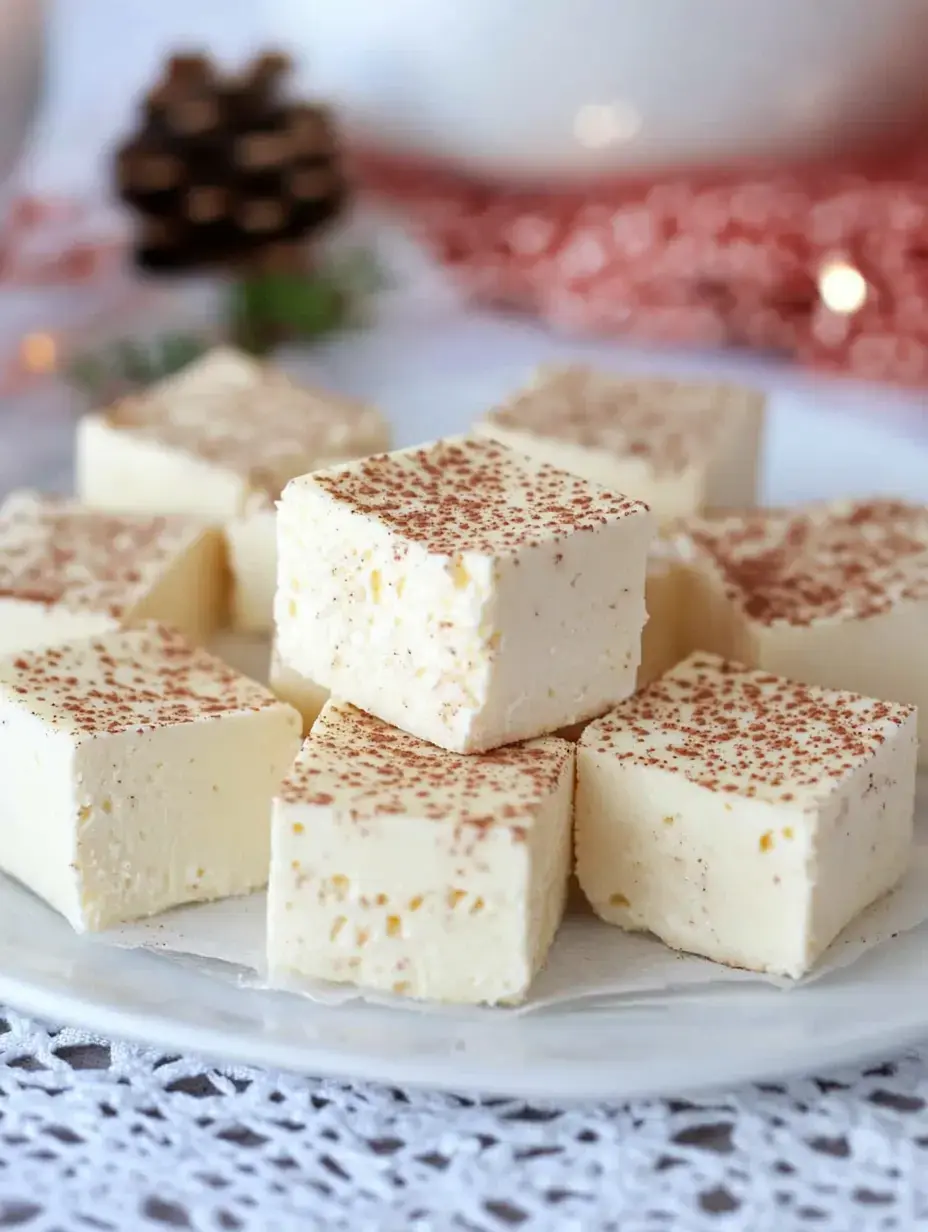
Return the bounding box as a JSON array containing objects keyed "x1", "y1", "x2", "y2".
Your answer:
[{"x1": 4, "y1": 949, "x2": 928, "y2": 1102}]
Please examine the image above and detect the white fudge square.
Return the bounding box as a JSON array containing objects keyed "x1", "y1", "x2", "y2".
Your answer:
[
  {"x1": 638, "y1": 533, "x2": 687, "y2": 688},
  {"x1": 576, "y1": 653, "x2": 918, "y2": 978},
  {"x1": 0, "y1": 624, "x2": 301, "y2": 931},
  {"x1": 677, "y1": 499, "x2": 928, "y2": 760},
  {"x1": 76, "y1": 346, "x2": 390, "y2": 631},
  {"x1": 269, "y1": 637, "x2": 329, "y2": 735},
  {"x1": 268, "y1": 699, "x2": 574, "y2": 1004},
  {"x1": 275, "y1": 436, "x2": 653, "y2": 753},
  {"x1": 0, "y1": 490, "x2": 226, "y2": 654},
  {"x1": 476, "y1": 366, "x2": 765, "y2": 523}
]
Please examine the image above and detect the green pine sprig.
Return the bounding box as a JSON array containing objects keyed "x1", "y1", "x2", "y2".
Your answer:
[
  {"x1": 67, "y1": 332, "x2": 211, "y2": 404},
  {"x1": 66, "y1": 248, "x2": 387, "y2": 402}
]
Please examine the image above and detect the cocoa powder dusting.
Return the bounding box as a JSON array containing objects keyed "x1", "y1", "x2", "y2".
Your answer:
[
  {"x1": 485, "y1": 366, "x2": 763, "y2": 475},
  {"x1": 278, "y1": 699, "x2": 572, "y2": 831},
  {"x1": 310, "y1": 436, "x2": 646, "y2": 557},
  {"x1": 689, "y1": 498, "x2": 928, "y2": 626},
  {"x1": 0, "y1": 623, "x2": 284, "y2": 736},
  {"x1": 0, "y1": 491, "x2": 209, "y2": 616},
  {"x1": 582, "y1": 652, "x2": 915, "y2": 805}
]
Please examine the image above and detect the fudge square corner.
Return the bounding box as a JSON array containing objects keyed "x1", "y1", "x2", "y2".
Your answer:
[
  {"x1": 275, "y1": 436, "x2": 654, "y2": 753},
  {"x1": 576, "y1": 652, "x2": 918, "y2": 979},
  {"x1": 0, "y1": 623, "x2": 301, "y2": 932}
]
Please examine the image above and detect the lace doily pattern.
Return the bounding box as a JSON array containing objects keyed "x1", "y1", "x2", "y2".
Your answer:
[{"x1": 0, "y1": 1007, "x2": 925, "y2": 1230}]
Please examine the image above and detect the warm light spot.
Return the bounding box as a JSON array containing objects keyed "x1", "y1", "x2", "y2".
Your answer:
[
  {"x1": 77, "y1": 805, "x2": 91, "y2": 823},
  {"x1": 487, "y1": 632, "x2": 501, "y2": 652},
  {"x1": 20, "y1": 332, "x2": 58, "y2": 375},
  {"x1": 292, "y1": 822, "x2": 304, "y2": 835},
  {"x1": 819, "y1": 259, "x2": 867, "y2": 315},
  {"x1": 447, "y1": 888, "x2": 467, "y2": 909},
  {"x1": 663, "y1": 815, "x2": 674, "y2": 826},
  {"x1": 355, "y1": 927, "x2": 370, "y2": 947},
  {"x1": 782, "y1": 827, "x2": 794, "y2": 840},
  {"x1": 196, "y1": 867, "x2": 205, "y2": 879},
  {"x1": 408, "y1": 895, "x2": 423, "y2": 912},
  {"x1": 290, "y1": 859, "x2": 300, "y2": 871},
  {"x1": 101, "y1": 798, "x2": 113, "y2": 815},
  {"x1": 386, "y1": 914, "x2": 402, "y2": 937},
  {"x1": 330, "y1": 915, "x2": 346, "y2": 941},
  {"x1": 449, "y1": 556, "x2": 470, "y2": 589},
  {"x1": 288, "y1": 598, "x2": 298, "y2": 618},
  {"x1": 609, "y1": 893, "x2": 630, "y2": 908},
  {"x1": 396, "y1": 577, "x2": 406, "y2": 599},
  {"x1": 393, "y1": 980, "x2": 410, "y2": 995},
  {"x1": 574, "y1": 101, "x2": 641, "y2": 149},
  {"x1": 759, "y1": 831, "x2": 774, "y2": 852},
  {"x1": 374, "y1": 892, "x2": 388, "y2": 906},
  {"x1": 370, "y1": 569, "x2": 382, "y2": 602},
  {"x1": 470, "y1": 896, "x2": 485, "y2": 915}
]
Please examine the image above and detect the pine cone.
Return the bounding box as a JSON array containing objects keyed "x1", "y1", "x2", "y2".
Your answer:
[{"x1": 114, "y1": 51, "x2": 346, "y2": 272}]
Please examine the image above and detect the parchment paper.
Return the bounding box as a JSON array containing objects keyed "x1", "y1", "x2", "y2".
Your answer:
[{"x1": 97, "y1": 785, "x2": 928, "y2": 1016}]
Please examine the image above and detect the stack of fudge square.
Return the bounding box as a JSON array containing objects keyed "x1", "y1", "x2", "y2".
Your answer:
[{"x1": 0, "y1": 348, "x2": 921, "y2": 1007}]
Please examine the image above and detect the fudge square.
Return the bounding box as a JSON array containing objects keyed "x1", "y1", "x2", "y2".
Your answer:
[
  {"x1": 638, "y1": 532, "x2": 687, "y2": 688},
  {"x1": 269, "y1": 635, "x2": 330, "y2": 736},
  {"x1": 275, "y1": 436, "x2": 653, "y2": 753},
  {"x1": 576, "y1": 653, "x2": 918, "y2": 978},
  {"x1": 0, "y1": 490, "x2": 225, "y2": 655},
  {"x1": 0, "y1": 624, "x2": 301, "y2": 931},
  {"x1": 267, "y1": 699, "x2": 574, "y2": 1004},
  {"x1": 679, "y1": 499, "x2": 928, "y2": 759},
  {"x1": 76, "y1": 345, "x2": 390, "y2": 631},
  {"x1": 475, "y1": 366, "x2": 765, "y2": 522}
]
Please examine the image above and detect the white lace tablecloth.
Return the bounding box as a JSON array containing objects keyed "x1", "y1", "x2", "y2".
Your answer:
[{"x1": 0, "y1": 1007, "x2": 925, "y2": 1231}]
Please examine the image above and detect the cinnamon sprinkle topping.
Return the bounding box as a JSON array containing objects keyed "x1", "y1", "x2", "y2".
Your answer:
[
  {"x1": 0, "y1": 491, "x2": 208, "y2": 617},
  {"x1": 0, "y1": 623, "x2": 286, "y2": 736},
  {"x1": 485, "y1": 366, "x2": 764, "y2": 476},
  {"x1": 105, "y1": 346, "x2": 387, "y2": 501},
  {"x1": 279, "y1": 699, "x2": 573, "y2": 828},
  {"x1": 581, "y1": 653, "x2": 915, "y2": 805},
  {"x1": 688, "y1": 498, "x2": 928, "y2": 626},
  {"x1": 306, "y1": 436, "x2": 647, "y2": 557}
]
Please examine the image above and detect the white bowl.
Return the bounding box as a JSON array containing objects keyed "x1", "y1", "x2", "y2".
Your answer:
[
  {"x1": 273, "y1": 0, "x2": 928, "y2": 185},
  {"x1": 0, "y1": 0, "x2": 44, "y2": 205}
]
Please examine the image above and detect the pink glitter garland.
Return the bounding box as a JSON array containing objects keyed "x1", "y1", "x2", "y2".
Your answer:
[
  {"x1": 6, "y1": 143, "x2": 928, "y2": 392},
  {"x1": 359, "y1": 141, "x2": 928, "y2": 387}
]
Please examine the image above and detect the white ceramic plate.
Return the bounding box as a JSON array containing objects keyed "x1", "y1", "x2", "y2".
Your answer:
[{"x1": 5, "y1": 311, "x2": 928, "y2": 1101}]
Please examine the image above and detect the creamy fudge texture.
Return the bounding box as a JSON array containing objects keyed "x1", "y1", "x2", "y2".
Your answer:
[
  {"x1": 678, "y1": 499, "x2": 928, "y2": 759},
  {"x1": 638, "y1": 532, "x2": 687, "y2": 688},
  {"x1": 268, "y1": 700, "x2": 574, "y2": 1004},
  {"x1": 0, "y1": 490, "x2": 225, "y2": 654},
  {"x1": 475, "y1": 366, "x2": 765, "y2": 522},
  {"x1": 275, "y1": 436, "x2": 653, "y2": 752},
  {"x1": 269, "y1": 637, "x2": 329, "y2": 735},
  {"x1": 76, "y1": 346, "x2": 390, "y2": 631},
  {"x1": 0, "y1": 624, "x2": 301, "y2": 931},
  {"x1": 576, "y1": 653, "x2": 917, "y2": 977}
]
